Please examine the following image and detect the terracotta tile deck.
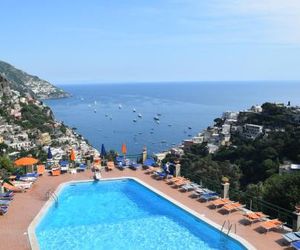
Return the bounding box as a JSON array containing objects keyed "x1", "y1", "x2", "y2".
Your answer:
[{"x1": 0, "y1": 168, "x2": 291, "y2": 250}]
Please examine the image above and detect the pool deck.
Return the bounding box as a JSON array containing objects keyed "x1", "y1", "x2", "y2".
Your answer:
[{"x1": 0, "y1": 168, "x2": 292, "y2": 250}]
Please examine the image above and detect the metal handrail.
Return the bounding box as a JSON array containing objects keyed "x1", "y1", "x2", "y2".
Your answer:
[{"x1": 227, "y1": 224, "x2": 233, "y2": 235}]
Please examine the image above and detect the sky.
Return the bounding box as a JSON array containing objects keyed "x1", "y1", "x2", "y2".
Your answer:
[{"x1": 1, "y1": 0, "x2": 300, "y2": 83}]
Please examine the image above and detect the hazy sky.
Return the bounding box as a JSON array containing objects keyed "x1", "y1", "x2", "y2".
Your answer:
[{"x1": 1, "y1": 0, "x2": 300, "y2": 83}]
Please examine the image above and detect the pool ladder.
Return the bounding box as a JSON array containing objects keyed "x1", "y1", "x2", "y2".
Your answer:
[
  {"x1": 221, "y1": 220, "x2": 237, "y2": 235},
  {"x1": 45, "y1": 189, "x2": 59, "y2": 207}
]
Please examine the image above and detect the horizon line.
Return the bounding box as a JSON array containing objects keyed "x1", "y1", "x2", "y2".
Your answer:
[{"x1": 57, "y1": 79, "x2": 300, "y2": 85}]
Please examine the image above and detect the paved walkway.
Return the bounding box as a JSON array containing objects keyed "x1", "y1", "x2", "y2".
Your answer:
[{"x1": 0, "y1": 168, "x2": 291, "y2": 250}]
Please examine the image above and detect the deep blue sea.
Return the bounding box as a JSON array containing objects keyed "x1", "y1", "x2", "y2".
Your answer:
[{"x1": 44, "y1": 82, "x2": 300, "y2": 155}]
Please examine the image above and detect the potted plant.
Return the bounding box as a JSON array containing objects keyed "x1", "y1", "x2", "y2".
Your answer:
[{"x1": 221, "y1": 176, "x2": 229, "y2": 184}]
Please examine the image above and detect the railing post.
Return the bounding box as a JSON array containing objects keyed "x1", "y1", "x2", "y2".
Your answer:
[
  {"x1": 293, "y1": 210, "x2": 300, "y2": 232},
  {"x1": 222, "y1": 182, "x2": 230, "y2": 199}
]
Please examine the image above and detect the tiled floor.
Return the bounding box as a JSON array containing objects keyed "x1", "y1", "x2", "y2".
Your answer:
[{"x1": 0, "y1": 168, "x2": 292, "y2": 250}]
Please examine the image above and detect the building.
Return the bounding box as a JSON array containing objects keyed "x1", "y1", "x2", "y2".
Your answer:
[
  {"x1": 37, "y1": 132, "x2": 51, "y2": 145},
  {"x1": 222, "y1": 111, "x2": 239, "y2": 120},
  {"x1": 243, "y1": 124, "x2": 263, "y2": 139},
  {"x1": 279, "y1": 163, "x2": 300, "y2": 174}
]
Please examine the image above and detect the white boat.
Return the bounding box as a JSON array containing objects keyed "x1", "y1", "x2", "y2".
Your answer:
[
  {"x1": 138, "y1": 113, "x2": 142, "y2": 118},
  {"x1": 133, "y1": 119, "x2": 137, "y2": 123},
  {"x1": 156, "y1": 120, "x2": 160, "y2": 124},
  {"x1": 133, "y1": 108, "x2": 136, "y2": 112},
  {"x1": 154, "y1": 116, "x2": 159, "y2": 121},
  {"x1": 94, "y1": 109, "x2": 97, "y2": 113},
  {"x1": 118, "y1": 104, "x2": 122, "y2": 109}
]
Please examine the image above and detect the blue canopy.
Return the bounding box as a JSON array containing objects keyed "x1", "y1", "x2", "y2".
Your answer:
[
  {"x1": 143, "y1": 158, "x2": 155, "y2": 166},
  {"x1": 116, "y1": 156, "x2": 124, "y2": 162},
  {"x1": 47, "y1": 147, "x2": 53, "y2": 159},
  {"x1": 59, "y1": 160, "x2": 69, "y2": 167},
  {"x1": 101, "y1": 144, "x2": 107, "y2": 157}
]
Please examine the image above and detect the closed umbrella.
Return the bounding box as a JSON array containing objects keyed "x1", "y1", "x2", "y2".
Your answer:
[
  {"x1": 101, "y1": 144, "x2": 106, "y2": 158},
  {"x1": 121, "y1": 143, "x2": 127, "y2": 155},
  {"x1": 70, "y1": 149, "x2": 76, "y2": 161},
  {"x1": 47, "y1": 147, "x2": 53, "y2": 160}
]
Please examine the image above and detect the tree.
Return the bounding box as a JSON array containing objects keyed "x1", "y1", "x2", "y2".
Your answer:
[{"x1": 262, "y1": 173, "x2": 300, "y2": 211}]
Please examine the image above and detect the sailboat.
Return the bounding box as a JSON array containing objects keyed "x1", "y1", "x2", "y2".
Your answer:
[
  {"x1": 133, "y1": 108, "x2": 136, "y2": 112},
  {"x1": 138, "y1": 113, "x2": 142, "y2": 118},
  {"x1": 118, "y1": 104, "x2": 122, "y2": 109}
]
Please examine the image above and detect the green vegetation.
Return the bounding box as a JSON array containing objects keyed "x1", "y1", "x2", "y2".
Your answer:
[
  {"x1": 172, "y1": 103, "x2": 300, "y2": 212},
  {"x1": 17, "y1": 103, "x2": 53, "y2": 133}
]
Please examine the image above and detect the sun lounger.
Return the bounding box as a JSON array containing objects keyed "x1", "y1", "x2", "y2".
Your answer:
[
  {"x1": 242, "y1": 211, "x2": 268, "y2": 224},
  {"x1": 0, "y1": 191, "x2": 14, "y2": 198},
  {"x1": 24, "y1": 172, "x2": 39, "y2": 178},
  {"x1": 210, "y1": 198, "x2": 231, "y2": 208},
  {"x1": 129, "y1": 163, "x2": 142, "y2": 170},
  {"x1": 0, "y1": 206, "x2": 8, "y2": 215},
  {"x1": 0, "y1": 199, "x2": 11, "y2": 206},
  {"x1": 198, "y1": 192, "x2": 219, "y2": 202},
  {"x1": 144, "y1": 166, "x2": 159, "y2": 174},
  {"x1": 173, "y1": 179, "x2": 190, "y2": 188},
  {"x1": 18, "y1": 176, "x2": 37, "y2": 182},
  {"x1": 2, "y1": 182, "x2": 24, "y2": 193},
  {"x1": 166, "y1": 177, "x2": 184, "y2": 185},
  {"x1": 12, "y1": 181, "x2": 33, "y2": 189},
  {"x1": 283, "y1": 232, "x2": 300, "y2": 243},
  {"x1": 179, "y1": 183, "x2": 200, "y2": 192},
  {"x1": 220, "y1": 202, "x2": 244, "y2": 213},
  {"x1": 106, "y1": 161, "x2": 115, "y2": 171},
  {"x1": 292, "y1": 240, "x2": 300, "y2": 250},
  {"x1": 143, "y1": 158, "x2": 156, "y2": 168},
  {"x1": 190, "y1": 188, "x2": 209, "y2": 198},
  {"x1": 260, "y1": 219, "x2": 284, "y2": 232}
]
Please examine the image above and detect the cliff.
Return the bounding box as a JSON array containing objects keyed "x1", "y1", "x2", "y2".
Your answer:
[{"x1": 0, "y1": 60, "x2": 69, "y2": 99}]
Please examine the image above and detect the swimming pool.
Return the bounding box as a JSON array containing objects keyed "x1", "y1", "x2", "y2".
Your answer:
[{"x1": 32, "y1": 178, "x2": 251, "y2": 250}]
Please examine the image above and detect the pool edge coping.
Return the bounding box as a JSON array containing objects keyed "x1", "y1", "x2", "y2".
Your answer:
[{"x1": 28, "y1": 177, "x2": 256, "y2": 250}]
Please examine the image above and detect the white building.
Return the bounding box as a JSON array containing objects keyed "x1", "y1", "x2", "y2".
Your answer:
[
  {"x1": 222, "y1": 111, "x2": 239, "y2": 120},
  {"x1": 243, "y1": 124, "x2": 263, "y2": 139}
]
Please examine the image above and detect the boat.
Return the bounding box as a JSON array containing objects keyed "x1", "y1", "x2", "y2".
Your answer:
[
  {"x1": 188, "y1": 127, "x2": 192, "y2": 130},
  {"x1": 156, "y1": 120, "x2": 160, "y2": 124},
  {"x1": 157, "y1": 113, "x2": 162, "y2": 116},
  {"x1": 133, "y1": 119, "x2": 137, "y2": 123},
  {"x1": 105, "y1": 114, "x2": 108, "y2": 117},
  {"x1": 133, "y1": 108, "x2": 136, "y2": 112},
  {"x1": 138, "y1": 113, "x2": 142, "y2": 118},
  {"x1": 153, "y1": 116, "x2": 160, "y2": 121},
  {"x1": 168, "y1": 124, "x2": 172, "y2": 127},
  {"x1": 161, "y1": 140, "x2": 167, "y2": 143},
  {"x1": 94, "y1": 109, "x2": 97, "y2": 113},
  {"x1": 118, "y1": 104, "x2": 122, "y2": 109}
]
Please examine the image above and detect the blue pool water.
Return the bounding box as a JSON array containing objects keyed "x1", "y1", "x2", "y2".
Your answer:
[{"x1": 36, "y1": 179, "x2": 247, "y2": 250}]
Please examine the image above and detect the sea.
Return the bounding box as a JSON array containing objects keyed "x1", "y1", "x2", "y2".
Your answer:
[{"x1": 44, "y1": 82, "x2": 300, "y2": 156}]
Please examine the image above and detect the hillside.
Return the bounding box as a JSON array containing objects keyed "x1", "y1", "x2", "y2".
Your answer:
[{"x1": 0, "y1": 60, "x2": 69, "y2": 99}]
